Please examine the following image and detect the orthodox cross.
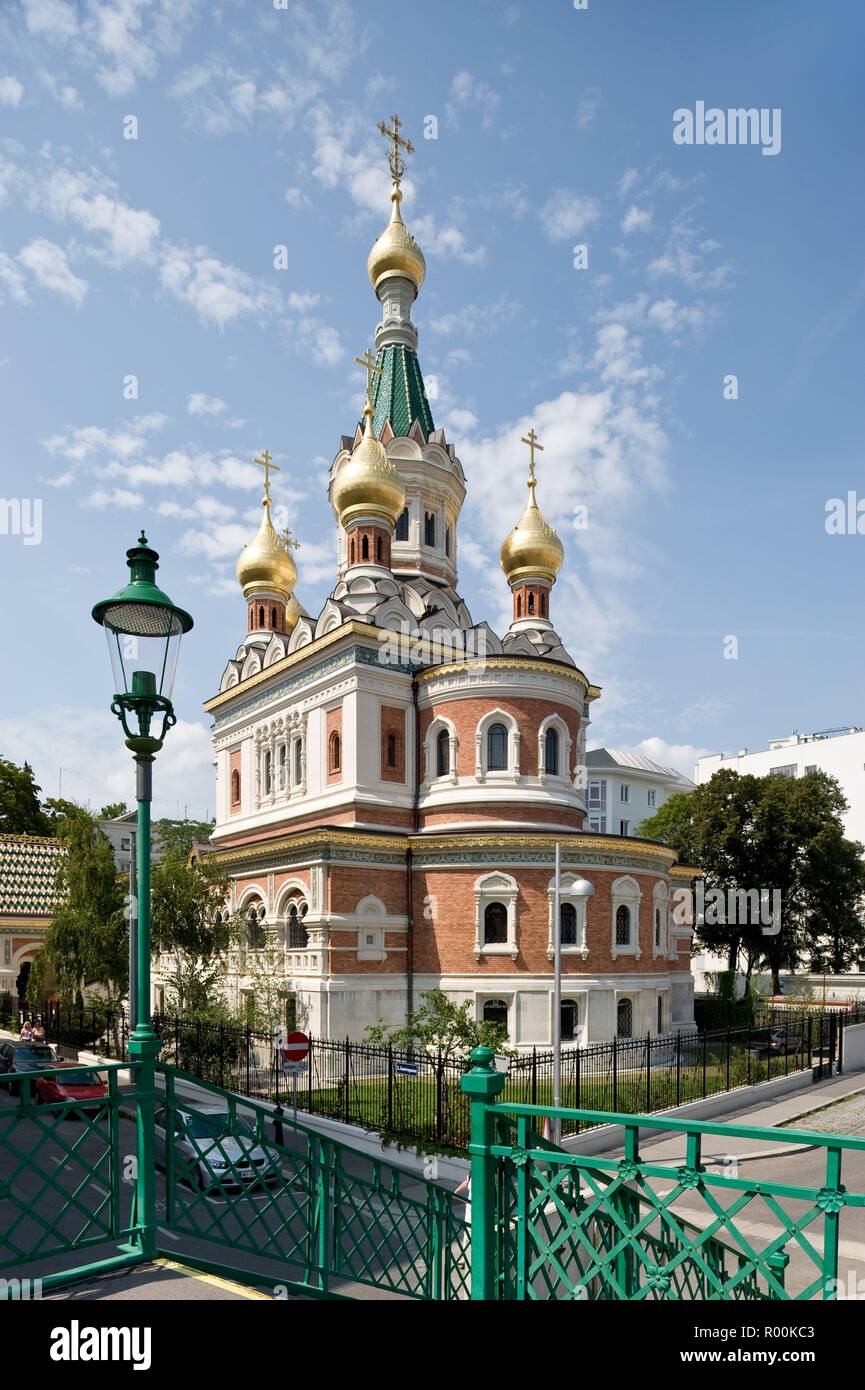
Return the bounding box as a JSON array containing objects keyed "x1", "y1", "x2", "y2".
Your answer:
[
  {"x1": 254, "y1": 449, "x2": 279, "y2": 501},
  {"x1": 281, "y1": 526, "x2": 301, "y2": 553},
  {"x1": 354, "y1": 348, "x2": 382, "y2": 404},
  {"x1": 520, "y1": 428, "x2": 544, "y2": 493},
  {"x1": 377, "y1": 112, "x2": 414, "y2": 184}
]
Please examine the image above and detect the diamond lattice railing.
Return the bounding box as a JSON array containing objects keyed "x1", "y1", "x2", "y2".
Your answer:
[{"x1": 487, "y1": 1105, "x2": 865, "y2": 1301}]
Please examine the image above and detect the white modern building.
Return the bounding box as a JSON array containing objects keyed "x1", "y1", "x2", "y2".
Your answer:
[
  {"x1": 695, "y1": 726, "x2": 865, "y2": 845},
  {"x1": 585, "y1": 749, "x2": 694, "y2": 838}
]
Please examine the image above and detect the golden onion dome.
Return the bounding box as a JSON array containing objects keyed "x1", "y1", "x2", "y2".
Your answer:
[
  {"x1": 500, "y1": 472, "x2": 565, "y2": 586},
  {"x1": 330, "y1": 397, "x2": 406, "y2": 528},
  {"x1": 367, "y1": 185, "x2": 426, "y2": 294},
  {"x1": 236, "y1": 494, "x2": 297, "y2": 600}
]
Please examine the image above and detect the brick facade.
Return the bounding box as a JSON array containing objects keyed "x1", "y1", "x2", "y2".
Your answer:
[{"x1": 380, "y1": 704, "x2": 406, "y2": 783}]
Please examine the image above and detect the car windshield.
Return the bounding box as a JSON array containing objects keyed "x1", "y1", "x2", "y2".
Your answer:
[
  {"x1": 59, "y1": 1070, "x2": 100, "y2": 1086},
  {"x1": 14, "y1": 1046, "x2": 56, "y2": 1064},
  {"x1": 183, "y1": 1113, "x2": 254, "y2": 1141}
]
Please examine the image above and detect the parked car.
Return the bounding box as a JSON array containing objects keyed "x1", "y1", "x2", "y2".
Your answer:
[
  {"x1": 153, "y1": 1105, "x2": 281, "y2": 1191},
  {"x1": 746, "y1": 1027, "x2": 799, "y2": 1057},
  {"x1": 0, "y1": 1041, "x2": 59, "y2": 1096},
  {"x1": 35, "y1": 1063, "x2": 108, "y2": 1114}
]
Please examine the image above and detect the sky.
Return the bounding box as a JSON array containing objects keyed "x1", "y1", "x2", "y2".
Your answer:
[{"x1": 0, "y1": 0, "x2": 863, "y2": 819}]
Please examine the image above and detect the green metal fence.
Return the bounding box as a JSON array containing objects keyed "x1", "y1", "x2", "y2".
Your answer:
[{"x1": 461, "y1": 1046, "x2": 865, "y2": 1301}]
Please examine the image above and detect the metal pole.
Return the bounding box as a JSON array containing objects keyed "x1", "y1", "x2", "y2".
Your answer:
[
  {"x1": 128, "y1": 827, "x2": 138, "y2": 1033},
  {"x1": 293, "y1": 1070, "x2": 298, "y2": 1126},
  {"x1": 552, "y1": 840, "x2": 562, "y2": 1144},
  {"x1": 128, "y1": 754, "x2": 160, "y2": 1263}
]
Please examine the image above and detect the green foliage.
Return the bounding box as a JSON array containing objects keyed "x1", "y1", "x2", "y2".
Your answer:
[
  {"x1": 366, "y1": 989, "x2": 516, "y2": 1062},
  {"x1": 636, "y1": 791, "x2": 700, "y2": 863},
  {"x1": 35, "y1": 805, "x2": 127, "y2": 1005},
  {"x1": 151, "y1": 849, "x2": 236, "y2": 1017},
  {"x1": 99, "y1": 802, "x2": 129, "y2": 820},
  {"x1": 0, "y1": 757, "x2": 52, "y2": 836},
  {"x1": 154, "y1": 817, "x2": 216, "y2": 858}
]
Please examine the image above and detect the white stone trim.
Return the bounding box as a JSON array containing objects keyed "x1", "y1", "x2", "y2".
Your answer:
[
  {"x1": 538, "y1": 712, "x2": 572, "y2": 784},
  {"x1": 475, "y1": 708, "x2": 520, "y2": 783},
  {"x1": 611, "y1": 875, "x2": 642, "y2": 960},
  {"x1": 546, "y1": 873, "x2": 590, "y2": 959},
  {"x1": 422, "y1": 714, "x2": 459, "y2": 787},
  {"x1": 473, "y1": 870, "x2": 519, "y2": 960}
]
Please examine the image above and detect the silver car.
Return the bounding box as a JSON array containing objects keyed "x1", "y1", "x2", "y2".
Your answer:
[{"x1": 154, "y1": 1104, "x2": 280, "y2": 1192}]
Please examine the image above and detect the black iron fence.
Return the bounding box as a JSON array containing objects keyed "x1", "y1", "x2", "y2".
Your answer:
[{"x1": 6, "y1": 998, "x2": 863, "y2": 1150}]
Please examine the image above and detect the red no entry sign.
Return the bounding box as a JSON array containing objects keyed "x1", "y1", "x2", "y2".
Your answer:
[{"x1": 281, "y1": 1031, "x2": 310, "y2": 1063}]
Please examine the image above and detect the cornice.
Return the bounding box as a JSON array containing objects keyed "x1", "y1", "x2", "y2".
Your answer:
[
  {"x1": 417, "y1": 656, "x2": 597, "y2": 695},
  {"x1": 205, "y1": 621, "x2": 387, "y2": 714}
]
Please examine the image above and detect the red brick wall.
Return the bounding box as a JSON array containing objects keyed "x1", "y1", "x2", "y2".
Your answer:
[
  {"x1": 326, "y1": 705, "x2": 343, "y2": 784},
  {"x1": 328, "y1": 864, "x2": 407, "y2": 916},
  {"x1": 419, "y1": 695, "x2": 581, "y2": 780},
  {"x1": 512, "y1": 582, "x2": 550, "y2": 623},
  {"x1": 419, "y1": 804, "x2": 584, "y2": 830},
  {"x1": 380, "y1": 705, "x2": 406, "y2": 783}
]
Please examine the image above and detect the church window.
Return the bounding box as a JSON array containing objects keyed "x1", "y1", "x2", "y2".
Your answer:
[
  {"x1": 278, "y1": 744, "x2": 287, "y2": 790},
  {"x1": 247, "y1": 904, "x2": 266, "y2": 951},
  {"x1": 657, "y1": 996, "x2": 664, "y2": 1035},
  {"x1": 561, "y1": 1000, "x2": 578, "y2": 1043},
  {"x1": 482, "y1": 998, "x2": 509, "y2": 1031},
  {"x1": 329, "y1": 731, "x2": 341, "y2": 773},
  {"x1": 271, "y1": 607, "x2": 277, "y2": 628},
  {"x1": 231, "y1": 769, "x2": 241, "y2": 806},
  {"x1": 516, "y1": 593, "x2": 522, "y2": 617},
  {"x1": 655, "y1": 907, "x2": 662, "y2": 948},
  {"x1": 263, "y1": 750, "x2": 272, "y2": 795},
  {"x1": 540, "y1": 592, "x2": 547, "y2": 617},
  {"x1": 487, "y1": 722, "x2": 508, "y2": 772},
  {"x1": 386, "y1": 732, "x2": 398, "y2": 768},
  {"x1": 294, "y1": 739, "x2": 303, "y2": 784},
  {"x1": 528, "y1": 592, "x2": 535, "y2": 615},
  {"x1": 545, "y1": 727, "x2": 560, "y2": 776},
  {"x1": 287, "y1": 902, "x2": 309, "y2": 950},
  {"x1": 376, "y1": 535, "x2": 383, "y2": 562},
  {"x1": 483, "y1": 902, "x2": 508, "y2": 945},
  {"x1": 615, "y1": 905, "x2": 631, "y2": 947},
  {"x1": 362, "y1": 534, "x2": 369, "y2": 561},
  {"x1": 424, "y1": 511, "x2": 436, "y2": 547},
  {"x1": 436, "y1": 728, "x2": 450, "y2": 778},
  {"x1": 445, "y1": 525, "x2": 451, "y2": 558},
  {"x1": 617, "y1": 998, "x2": 633, "y2": 1039},
  {"x1": 395, "y1": 508, "x2": 409, "y2": 541},
  {"x1": 258, "y1": 605, "x2": 265, "y2": 628},
  {"x1": 560, "y1": 901, "x2": 577, "y2": 946},
  {"x1": 349, "y1": 537, "x2": 355, "y2": 564}
]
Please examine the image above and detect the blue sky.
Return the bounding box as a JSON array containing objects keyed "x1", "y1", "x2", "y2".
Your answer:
[{"x1": 0, "y1": 0, "x2": 863, "y2": 818}]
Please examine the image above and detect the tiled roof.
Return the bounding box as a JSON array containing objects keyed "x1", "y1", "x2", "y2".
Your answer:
[
  {"x1": 369, "y1": 344, "x2": 435, "y2": 439},
  {"x1": 586, "y1": 747, "x2": 694, "y2": 785},
  {"x1": 0, "y1": 835, "x2": 63, "y2": 917}
]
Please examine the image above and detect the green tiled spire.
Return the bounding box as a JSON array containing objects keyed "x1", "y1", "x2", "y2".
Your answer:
[{"x1": 368, "y1": 344, "x2": 435, "y2": 439}]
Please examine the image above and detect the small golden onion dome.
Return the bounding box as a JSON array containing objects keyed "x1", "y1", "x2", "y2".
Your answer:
[
  {"x1": 236, "y1": 495, "x2": 297, "y2": 600},
  {"x1": 500, "y1": 475, "x2": 565, "y2": 586},
  {"x1": 330, "y1": 398, "x2": 406, "y2": 528},
  {"x1": 367, "y1": 184, "x2": 426, "y2": 294}
]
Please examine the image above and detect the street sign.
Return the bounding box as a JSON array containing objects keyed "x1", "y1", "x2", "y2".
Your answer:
[
  {"x1": 281, "y1": 1060, "x2": 307, "y2": 1076},
  {"x1": 281, "y1": 1031, "x2": 310, "y2": 1063},
  {"x1": 395, "y1": 1061, "x2": 418, "y2": 1077}
]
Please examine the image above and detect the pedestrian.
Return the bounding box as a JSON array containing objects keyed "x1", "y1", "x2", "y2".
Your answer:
[
  {"x1": 19, "y1": 1019, "x2": 33, "y2": 1043},
  {"x1": 31, "y1": 1019, "x2": 46, "y2": 1043}
]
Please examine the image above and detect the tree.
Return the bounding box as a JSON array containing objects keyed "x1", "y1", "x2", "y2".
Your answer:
[
  {"x1": 31, "y1": 806, "x2": 127, "y2": 1006},
  {"x1": 366, "y1": 989, "x2": 515, "y2": 1061},
  {"x1": 635, "y1": 791, "x2": 700, "y2": 864},
  {"x1": 154, "y1": 817, "x2": 215, "y2": 858},
  {"x1": 0, "y1": 757, "x2": 51, "y2": 836},
  {"x1": 99, "y1": 802, "x2": 129, "y2": 820},
  {"x1": 150, "y1": 849, "x2": 238, "y2": 1017}
]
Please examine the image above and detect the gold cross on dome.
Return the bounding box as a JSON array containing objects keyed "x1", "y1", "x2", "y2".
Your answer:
[
  {"x1": 377, "y1": 112, "x2": 414, "y2": 183},
  {"x1": 281, "y1": 526, "x2": 301, "y2": 553},
  {"x1": 520, "y1": 428, "x2": 544, "y2": 491},
  {"x1": 354, "y1": 348, "x2": 382, "y2": 401},
  {"x1": 253, "y1": 449, "x2": 279, "y2": 500}
]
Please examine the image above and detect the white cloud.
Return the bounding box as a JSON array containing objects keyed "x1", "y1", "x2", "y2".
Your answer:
[
  {"x1": 35, "y1": 166, "x2": 161, "y2": 265},
  {"x1": 622, "y1": 204, "x2": 653, "y2": 234},
  {"x1": 285, "y1": 186, "x2": 310, "y2": 208},
  {"x1": 625, "y1": 737, "x2": 709, "y2": 781},
  {"x1": 187, "y1": 392, "x2": 228, "y2": 418},
  {"x1": 159, "y1": 245, "x2": 278, "y2": 328},
  {"x1": 0, "y1": 251, "x2": 29, "y2": 304},
  {"x1": 577, "y1": 87, "x2": 601, "y2": 130},
  {"x1": 429, "y1": 297, "x2": 519, "y2": 339},
  {"x1": 85, "y1": 487, "x2": 145, "y2": 509},
  {"x1": 618, "y1": 168, "x2": 639, "y2": 199},
  {"x1": 287, "y1": 290, "x2": 320, "y2": 312},
  {"x1": 0, "y1": 77, "x2": 24, "y2": 108},
  {"x1": 538, "y1": 188, "x2": 601, "y2": 242},
  {"x1": 449, "y1": 70, "x2": 501, "y2": 129},
  {"x1": 18, "y1": 238, "x2": 87, "y2": 303}
]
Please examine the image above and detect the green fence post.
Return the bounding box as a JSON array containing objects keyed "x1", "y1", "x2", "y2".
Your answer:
[
  {"x1": 767, "y1": 1248, "x2": 789, "y2": 1298},
  {"x1": 461, "y1": 1046, "x2": 506, "y2": 1301}
]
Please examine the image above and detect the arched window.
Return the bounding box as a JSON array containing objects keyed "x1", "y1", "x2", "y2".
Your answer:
[
  {"x1": 445, "y1": 525, "x2": 451, "y2": 557},
  {"x1": 615, "y1": 904, "x2": 631, "y2": 947},
  {"x1": 483, "y1": 902, "x2": 508, "y2": 945},
  {"x1": 361, "y1": 534, "x2": 369, "y2": 561},
  {"x1": 231, "y1": 769, "x2": 241, "y2": 805},
  {"x1": 424, "y1": 511, "x2": 436, "y2": 547},
  {"x1": 482, "y1": 998, "x2": 509, "y2": 1030},
  {"x1": 376, "y1": 535, "x2": 383, "y2": 562},
  {"x1": 657, "y1": 995, "x2": 664, "y2": 1035},
  {"x1": 560, "y1": 901, "x2": 577, "y2": 946},
  {"x1": 258, "y1": 605, "x2": 265, "y2": 628},
  {"x1": 287, "y1": 902, "x2": 309, "y2": 950},
  {"x1": 395, "y1": 508, "x2": 409, "y2": 541},
  {"x1": 516, "y1": 593, "x2": 522, "y2": 617},
  {"x1": 540, "y1": 592, "x2": 547, "y2": 617},
  {"x1": 271, "y1": 607, "x2": 277, "y2": 628},
  {"x1": 545, "y1": 726, "x2": 560, "y2": 776},
  {"x1": 617, "y1": 998, "x2": 633, "y2": 1039},
  {"x1": 561, "y1": 1000, "x2": 578, "y2": 1043},
  {"x1": 487, "y1": 722, "x2": 508, "y2": 772},
  {"x1": 246, "y1": 904, "x2": 266, "y2": 951},
  {"x1": 263, "y1": 750, "x2": 272, "y2": 795},
  {"x1": 528, "y1": 591, "x2": 535, "y2": 615},
  {"x1": 278, "y1": 744, "x2": 287, "y2": 790},
  {"x1": 329, "y1": 731, "x2": 341, "y2": 773},
  {"x1": 294, "y1": 739, "x2": 303, "y2": 785},
  {"x1": 436, "y1": 727, "x2": 450, "y2": 778},
  {"x1": 655, "y1": 907, "x2": 662, "y2": 948},
  {"x1": 386, "y1": 732, "x2": 398, "y2": 768},
  {"x1": 349, "y1": 537, "x2": 355, "y2": 564}
]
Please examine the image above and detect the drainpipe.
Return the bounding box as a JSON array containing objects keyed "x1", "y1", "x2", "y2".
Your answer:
[{"x1": 406, "y1": 675, "x2": 421, "y2": 1023}]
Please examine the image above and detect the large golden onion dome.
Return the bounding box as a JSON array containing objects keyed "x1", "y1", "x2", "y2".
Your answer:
[
  {"x1": 367, "y1": 184, "x2": 426, "y2": 294},
  {"x1": 500, "y1": 463, "x2": 564, "y2": 586},
  {"x1": 236, "y1": 488, "x2": 297, "y2": 600},
  {"x1": 330, "y1": 395, "x2": 406, "y2": 528}
]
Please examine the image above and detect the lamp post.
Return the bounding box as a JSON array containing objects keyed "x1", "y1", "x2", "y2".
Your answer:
[
  {"x1": 551, "y1": 842, "x2": 594, "y2": 1144},
  {"x1": 92, "y1": 532, "x2": 192, "y2": 1258}
]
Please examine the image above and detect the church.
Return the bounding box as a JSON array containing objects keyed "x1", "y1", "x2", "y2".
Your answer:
[{"x1": 193, "y1": 117, "x2": 697, "y2": 1048}]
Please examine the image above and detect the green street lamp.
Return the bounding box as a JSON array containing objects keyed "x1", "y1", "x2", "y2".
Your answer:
[{"x1": 92, "y1": 531, "x2": 192, "y2": 1260}]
